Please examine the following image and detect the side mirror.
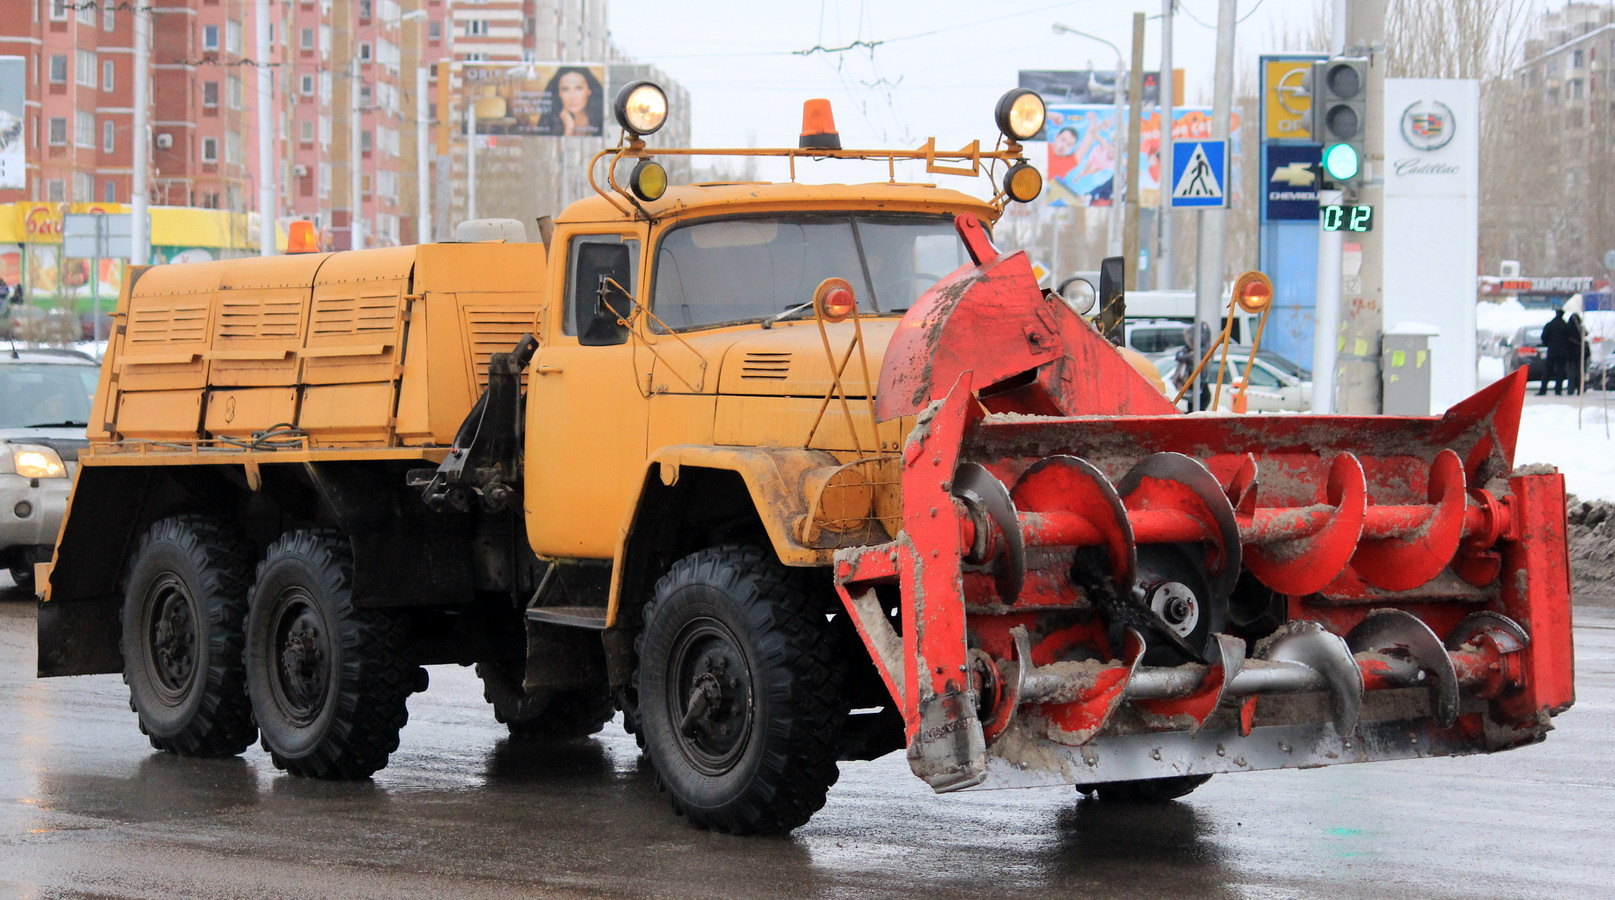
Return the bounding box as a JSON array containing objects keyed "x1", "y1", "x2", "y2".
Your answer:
[
  {"x1": 1097, "y1": 256, "x2": 1125, "y2": 345},
  {"x1": 576, "y1": 242, "x2": 634, "y2": 346}
]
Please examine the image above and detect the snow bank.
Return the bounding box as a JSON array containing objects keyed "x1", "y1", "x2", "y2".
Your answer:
[{"x1": 1514, "y1": 402, "x2": 1615, "y2": 502}]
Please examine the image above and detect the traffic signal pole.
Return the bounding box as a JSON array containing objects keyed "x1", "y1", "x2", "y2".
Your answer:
[
  {"x1": 1191, "y1": 0, "x2": 1237, "y2": 408},
  {"x1": 1335, "y1": 0, "x2": 1386, "y2": 414}
]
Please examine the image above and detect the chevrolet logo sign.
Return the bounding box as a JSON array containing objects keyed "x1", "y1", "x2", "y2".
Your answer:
[{"x1": 1270, "y1": 161, "x2": 1316, "y2": 187}]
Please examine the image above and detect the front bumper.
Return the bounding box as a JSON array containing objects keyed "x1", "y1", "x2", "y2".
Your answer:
[{"x1": 0, "y1": 469, "x2": 73, "y2": 557}]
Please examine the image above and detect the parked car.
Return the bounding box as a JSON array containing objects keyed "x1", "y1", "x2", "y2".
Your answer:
[
  {"x1": 0, "y1": 350, "x2": 96, "y2": 592},
  {"x1": 1155, "y1": 347, "x2": 1313, "y2": 412},
  {"x1": 1504, "y1": 324, "x2": 1549, "y2": 382}
]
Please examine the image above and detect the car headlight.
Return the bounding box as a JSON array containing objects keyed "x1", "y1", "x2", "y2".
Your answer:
[{"x1": 8, "y1": 445, "x2": 67, "y2": 479}]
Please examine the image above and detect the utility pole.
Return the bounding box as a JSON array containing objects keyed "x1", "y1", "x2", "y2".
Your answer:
[
  {"x1": 1191, "y1": 0, "x2": 1237, "y2": 406},
  {"x1": 255, "y1": 0, "x2": 275, "y2": 256},
  {"x1": 131, "y1": 4, "x2": 151, "y2": 265},
  {"x1": 1159, "y1": 0, "x2": 1175, "y2": 290},
  {"x1": 466, "y1": 102, "x2": 478, "y2": 221},
  {"x1": 1335, "y1": 0, "x2": 1387, "y2": 414},
  {"x1": 1122, "y1": 12, "x2": 1146, "y2": 290},
  {"x1": 416, "y1": 58, "x2": 430, "y2": 243},
  {"x1": 349, "y1": 58, "x2": 364, "y2": 251}
]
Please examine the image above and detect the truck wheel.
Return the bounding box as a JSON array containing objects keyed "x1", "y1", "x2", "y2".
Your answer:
[
  {"x1": 245, "y1": 530, "x2": 414, "y2": 779},
  {"x1": 1081, "y1": 774, "x2": 1212, "y2": 802},
  {"x1": 636, "y1": 544, "x2": 846, "y2": 835},
  {"x1": 476, "y1": 662, "x2": 615, "y2": 739},
  {"x1": 121, "y1": 515, "x2": 257, "y2": 757}
]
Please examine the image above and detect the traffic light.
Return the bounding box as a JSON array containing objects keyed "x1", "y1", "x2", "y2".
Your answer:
[{"x1": 1311, "y1": 57, "x2": 1368, "y2": 189}]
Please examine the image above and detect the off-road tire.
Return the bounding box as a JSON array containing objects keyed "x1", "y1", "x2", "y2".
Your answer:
[
  {"x1": 121, "y1": 515, "x2": 257, "y2": 757},
  {"x1": 9, "y1": 566, "x2": 34, "y2": 593},
  {"x1": 637, "y1": 544, "x2": 846, "y2": 835},
  {"x1": 1082, "y1": 774, "x2": 1212, "y2": 802},
  {"x1": 476, "y1": 661, "x2": 615, "y2": 739},
  {"x1": 245, "y1": 530, "x2": 414, "y2": 779}
]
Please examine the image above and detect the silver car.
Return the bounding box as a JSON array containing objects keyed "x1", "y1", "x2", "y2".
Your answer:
[{"x1": 0, "y1": 349, "x2": 97, "y2": 592}]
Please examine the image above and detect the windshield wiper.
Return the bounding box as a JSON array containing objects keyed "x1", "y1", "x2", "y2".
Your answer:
[
  {"x1": 22, "y1": 420, "x2": 89, "y2": 429},
  {"x1": 762, "y1": 301, "x2": 815, "y2": 328}
]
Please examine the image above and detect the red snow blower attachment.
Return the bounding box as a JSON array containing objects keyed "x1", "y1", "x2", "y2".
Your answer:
[{"x1": 834, "y1": 215, "x2": 1574, "y2": 792}]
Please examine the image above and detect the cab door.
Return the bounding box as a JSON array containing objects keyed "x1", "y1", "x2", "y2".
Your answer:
[{"x1": 523, "y1": 230, "x2": 653, "y2": 560}]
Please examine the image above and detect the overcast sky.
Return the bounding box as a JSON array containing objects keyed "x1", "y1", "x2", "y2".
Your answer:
[{"x1": 607, "y1": 0, "x2": 1321, "y2": 154}]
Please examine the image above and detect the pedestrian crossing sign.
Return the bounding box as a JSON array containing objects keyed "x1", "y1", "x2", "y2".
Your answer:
[{"x1": 1171, "y1": 140, "x2": 1228, "y2": 208}]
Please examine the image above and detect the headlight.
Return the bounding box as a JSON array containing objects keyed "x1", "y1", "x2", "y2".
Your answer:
[
  {"x1": 614, "y1": 81, "x2": 668, "y2": 136},
  {"x1": 995, "y1": 88, "x2": 1047, "y2": 142},
  {"x1": 11, "y1": 445, "x2": 67, "y2": 479}
]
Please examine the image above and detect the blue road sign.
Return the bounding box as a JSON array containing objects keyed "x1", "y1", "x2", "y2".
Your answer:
[{"x1": 1170, "y1": 140, "x2": 1228, "y2": 209}]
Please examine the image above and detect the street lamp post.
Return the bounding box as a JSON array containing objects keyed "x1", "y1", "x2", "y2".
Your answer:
[{"x1": 1051, "y1": 23, "x2": 1126, "y2": 259}]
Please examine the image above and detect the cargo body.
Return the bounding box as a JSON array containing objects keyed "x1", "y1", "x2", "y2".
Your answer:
[{"x1": 40, "y1": 135, "x2": 1573, "y2": 836}]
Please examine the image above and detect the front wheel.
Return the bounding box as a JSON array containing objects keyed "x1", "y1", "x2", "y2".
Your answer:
[
  {"x1": 244, "y1": 530, "x2": 415, "y2": 779},
  {"x1": 637, "y1": 545, "x2": 846, "y2": 835}
]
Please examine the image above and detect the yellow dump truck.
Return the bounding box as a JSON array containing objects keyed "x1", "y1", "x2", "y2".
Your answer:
[{"x1": 40, "y1": 86, "x2": 1574, "y2": 835}]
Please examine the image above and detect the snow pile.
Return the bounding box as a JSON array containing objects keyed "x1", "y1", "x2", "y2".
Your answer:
[
  {"x1": 1513, "y1": 402, "x2": 1615, "y2": 502},
  {"x1": 1567, "y1": 497, "x2": 1615, "y2": 607}
]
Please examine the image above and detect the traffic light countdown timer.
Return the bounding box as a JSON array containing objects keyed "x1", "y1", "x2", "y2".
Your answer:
[{"x1": 1320, "y1": 204, "x2": 1374, "y2": 232}]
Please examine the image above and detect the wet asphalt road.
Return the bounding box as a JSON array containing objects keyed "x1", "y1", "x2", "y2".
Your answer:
[{"x1": 1, "y1": 581, "x2": 1611, "y2": 900}]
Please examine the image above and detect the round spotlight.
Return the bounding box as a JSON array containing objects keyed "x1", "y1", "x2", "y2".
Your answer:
[
  {"x1": 1003, "y1": 162, "x2": 1043, "y2": 203},
  {"x1": 1231, "y1": 270, "x2": 1275, "y2": 314},
  {"x1": 812, "y1": 277, "x2": 857, "y2": 323},
  {"x1": 994, "y1": 89, "x2": 1047, "y2": 142},
  {"x1": 614, "y1": 81, "x2": 668, "y2": 136},
  {"x1": 629, "y1": 158, "x2": 668, "y2": 202}
]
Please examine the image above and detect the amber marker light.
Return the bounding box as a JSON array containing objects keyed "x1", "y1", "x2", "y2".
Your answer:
[
  {"x1": 1004, "y1": 163, "x2": 1043, "y2": 203},
  {"x1": 994, "y1": 89, "x2": 1047, "y2": 141},
  {"x1": 630, "y1": 159, "x2": 668, "y2": 202},
  {"x1": 1231, "y1": 270, "x2": 1275, "y2": 313},
  {"x1": 614, "y1": 81, "x2": 668, "y2": 136},
  {"x1": 813, "y1": 277, "x2": 857, "y2": 322},
  {"x1": 287, "y1": 220, "x2": 318, "y2": 253}
]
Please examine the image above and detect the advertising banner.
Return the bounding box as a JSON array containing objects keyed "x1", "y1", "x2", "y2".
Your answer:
[
  {"x1": 0, "y1": 57, "x2": 24, "y2": 190},
  {"x1": 1263, "y1": 143, "x2": 1321, "y2": 221},
  {"x1": 1382, "y1": 78, "x2": 1480, "y2": 412},
  {"x1": 1261, "y1": 56, "x2": 1325, "y2": 141},
  {"x1": 465, "y1": 63, "x2": 607, "y2": 137}
]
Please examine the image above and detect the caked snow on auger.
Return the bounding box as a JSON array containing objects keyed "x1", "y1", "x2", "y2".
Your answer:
[{"x1": 834, "y1": 215, "x2": 1574, "y2": 795}]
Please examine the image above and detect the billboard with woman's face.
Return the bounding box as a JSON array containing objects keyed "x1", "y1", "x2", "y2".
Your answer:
[{"x1": 465, "y1": 64, "x2": 606, "y2": 137}]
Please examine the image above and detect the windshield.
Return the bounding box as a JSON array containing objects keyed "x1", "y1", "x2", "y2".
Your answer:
[
  {"x1": 0, "y1": 364, "x2": 98, "y2": 428},
  {"x1": 650, "y1": 214, "x2": 971, "y2": 331}
]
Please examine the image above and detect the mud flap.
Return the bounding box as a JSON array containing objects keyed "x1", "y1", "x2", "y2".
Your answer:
[{"x1": 907, "y1": 688, "x2": 988, "y2": 792}]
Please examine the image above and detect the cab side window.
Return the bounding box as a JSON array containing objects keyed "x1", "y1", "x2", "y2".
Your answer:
[{"x1": 564, "y1": 234, "x2": 640, "y2": 345}]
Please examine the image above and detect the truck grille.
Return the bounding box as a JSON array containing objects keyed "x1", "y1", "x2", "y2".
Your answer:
[
  {"x1": 127, "y1": 300, "x2": 208, "y2": 344},
  {"x1": 217, "y1": 297, "x2": 302, "y2": 340},
  {"x1": 464, "y1": 307, "x2": 539, "y2": 388}
]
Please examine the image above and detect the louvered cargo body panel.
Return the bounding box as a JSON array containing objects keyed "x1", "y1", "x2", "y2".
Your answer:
[{"x1": 94, "y1": 241, "x2": 548, "y2": 450}]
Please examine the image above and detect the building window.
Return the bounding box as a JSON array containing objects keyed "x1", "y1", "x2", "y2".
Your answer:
[
  {"x1": 202, "y1": 137, "x2": 218, "y2": 163},
  {"x1": 76, "y1": 3, "x2": 93, "y2": 26},
  {"x1": 428, "y1": 21, "x2": 441, "y2": 41},
  {"x1": 227, "y1": 19, "x2": 242, "y2": 55},
  {"x1": 47, "y1": 117, "x2": 67, "y2": 145},
  {"x1": 300, "y1": 74, "x2": 314, "y2": 95},
  {"x1": 1571, "y1": 78, "x2": 1585, "y2": 99},
  {"x1": 103, "y1": 59, "x2": 114, "y2": 91},
  {"x1": 76, "y1": 49, "x2": 95, "y2": 86},
  {"x1": 47, "y1": 180, "x2": 65, "y2": 201},
  {"x1": 300, "y1": 120, "x2": 314, "y2": 142},
  {"x1": 48, "y1": 54, "x2": 67, "y2": 83},
  {"x1": 103, "y1": 119, "x2": 114, "y2": 152},
  {"x1": 203, "y1": 81, "x2": 219, "y2": 107},
  {"x1": 105, "y1": 181, "x2": 116, "y2": 202},
  {"x1": 103, "y1": 6, "x2": 115, "y2": 30},
  {"x1": 359, "y1": 0, "x2": 372, "y2": 20},
  {"x1": 468, "y1": 20, "x2": 489, "y2": 37},
  {"x1": 360, "y1": 84, "x2": 372, "y2": 106},
  {"x1": 359, "y1": 43, "x2": 372, "y2": 61},
  {"x1": 300, "y1": 27, "x2": 314, "y2": 49},
  {"x1": 1574, "y1": 49, "x2": 1586, "y2": 68},
  {"x1": 75, "y1": 110, "x2": 94, "y2": 147},
  {"x1": 226, "y1": 132, "x2": 240, "y2": 164},
  {"x1": 360, "y1": 131, "x2": 372, "y2": 153},
  {"x1": 203, "y1": 24, "x2": 220, "y2": 51},
  {"x1": 228, "y1": 75, "x2": 242, "y2": 108},
  {"x1": 49, "y1": 0, "x2": 67, "y2": 22}
]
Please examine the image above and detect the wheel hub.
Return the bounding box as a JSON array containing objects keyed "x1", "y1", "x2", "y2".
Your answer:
[
  {"x1": 1147, "y1": 581, "x2": 1200, "y2": 638},
  {"x1": 147, "y1": 577, "x2": 198, "y2": 700},
  {"x1": 667, "y1": 620, "x2": 753, "y2": 775},
  {"x1": 271, "y1": 597, "x2": 329, "y2": 725}
]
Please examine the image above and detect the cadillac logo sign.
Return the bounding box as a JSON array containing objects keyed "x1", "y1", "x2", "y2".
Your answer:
[{"x1": 1400, "y1": 99, "x2": 1455, "y2": 151}]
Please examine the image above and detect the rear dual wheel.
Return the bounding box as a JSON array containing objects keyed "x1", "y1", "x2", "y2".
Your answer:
[
  {"x1": 244, "y1": 530, "x2": 416, "y2": 779},
  {"x1": 122, "y1": 515, "x2": 258, "y2": 757}
]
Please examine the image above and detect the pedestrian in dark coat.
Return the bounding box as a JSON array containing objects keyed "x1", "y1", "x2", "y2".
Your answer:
[
  {"x1": 1540, "y1": 309, "x2": 1574, "y2": 396},
  {"x1": 1568, "y1": 313, "x2": 1587, "y2": 395}
]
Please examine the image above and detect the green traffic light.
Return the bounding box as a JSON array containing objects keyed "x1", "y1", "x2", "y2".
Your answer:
[{"x1": 1322, "y1": 142, "x2": 1360, "y2": 181}]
